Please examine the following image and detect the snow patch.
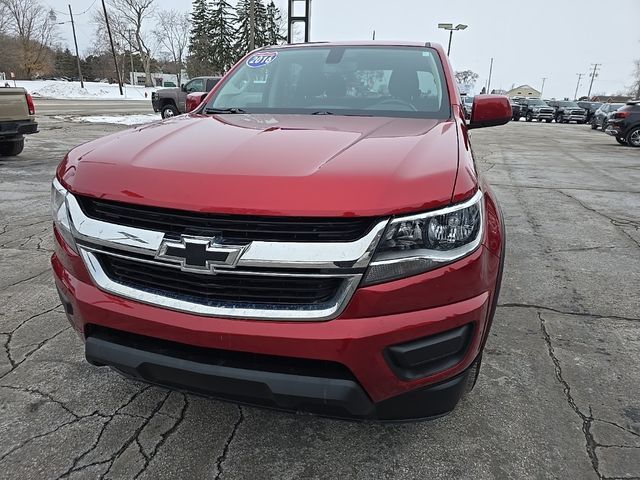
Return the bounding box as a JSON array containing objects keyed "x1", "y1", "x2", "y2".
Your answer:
[
  {"x1": 14, "y1": 80, "x2": 156, "y2": 101},
  {"x1": 55, "y1": 114, "x2": 161, "y2": 125}
]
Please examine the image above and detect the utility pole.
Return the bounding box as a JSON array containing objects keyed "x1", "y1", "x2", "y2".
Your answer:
[
  {"x1": 587, "y1": 63, "x2": 601, "y2": 99},
  {"x1": 372, "y1": 30, "x2": 375, "y2": 40},
  {"x1": 486, "y1": 57, "x2": 494, "y2": 94},
  {"x1": 574, "y1": 73, "x2": 584, "y2": 100},
  {"x1": 128, "y1": 29, "x2": 135, "y2": 86},
  {"x1": 541, "y1": 77, "x2": 547, "y2": 96},
  {"x1": 249, "y1": 0, "x2": 255, "y2": 50},
  {"x1": 101, "y1": 0, "x2": 123, "y2": 95},
  {"x1": 68, "y1": 5, "x2": 84, "y2": 88}
]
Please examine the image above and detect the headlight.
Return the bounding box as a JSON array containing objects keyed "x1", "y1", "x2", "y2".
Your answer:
[
  {"x1": 363, "y1": 191, "x2": 483, "y2": 285},
  {"x1": 51, "y1": 178, "x2": 78, "y2": 252}
]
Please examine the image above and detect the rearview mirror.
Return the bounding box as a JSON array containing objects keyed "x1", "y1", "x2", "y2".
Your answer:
[
  {"x1": 181, "y1": 83, "x2": 187, "y2": 92},
  {"x1": 468, "y1": 95, "x2": 512, "y2": 129},
  {"x1": 186, "y1": 92, "x2": 207, "y2": 113}
]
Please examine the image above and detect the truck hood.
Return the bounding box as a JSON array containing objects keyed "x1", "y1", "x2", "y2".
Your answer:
[{"x1": 58, "y1": 114, "x2": 461, "y2": 217}]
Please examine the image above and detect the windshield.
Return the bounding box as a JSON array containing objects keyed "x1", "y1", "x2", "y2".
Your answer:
[
  {"x1": 205, "y1": 46, "x2": 451, "y2": 119},
  {"x1": 463, "y1": 96, "x2": 474, "y2": 104},
  {"x1": 610, "y1": 103, "x2": 624, "y2": 110},
  {"x1": 559, "y1": 101, "x2": 580, "y2": 108},
  {"x1": 527, "y1": 99, "x2": 547, "y2": 106}
]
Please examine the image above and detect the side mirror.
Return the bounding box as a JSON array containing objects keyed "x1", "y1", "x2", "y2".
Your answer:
[
  {"x1": 186, "y1": 92, "x2": 207, "y2": 113},
  {"x1": 181, "y1": 83, "x2": 187, "y2": 92},
  {"x1": 468, "y1": 95, "x2": 512, "y2": 129}
]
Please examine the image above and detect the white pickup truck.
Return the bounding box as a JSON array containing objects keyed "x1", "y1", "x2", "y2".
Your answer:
[{"x1": 0, "y1": 87, "x2": 38, "y2": 156}]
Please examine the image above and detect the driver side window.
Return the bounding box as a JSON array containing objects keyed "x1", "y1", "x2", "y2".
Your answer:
[{"x1": 186, "y1": 79, "x2": 205, "y2": 93}]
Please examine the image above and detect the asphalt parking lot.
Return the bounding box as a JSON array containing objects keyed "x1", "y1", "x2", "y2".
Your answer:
[{"x1": 1, "y1": 101, "x2": 639, "y2": 480}]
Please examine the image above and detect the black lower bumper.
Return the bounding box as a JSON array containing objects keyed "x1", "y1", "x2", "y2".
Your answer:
[
  {"x1": 85, "y1": 327, "x2": 471, "y2": 422},
  {"x1": 0, "y1": 120, "x2": 38, "y2": 141}
]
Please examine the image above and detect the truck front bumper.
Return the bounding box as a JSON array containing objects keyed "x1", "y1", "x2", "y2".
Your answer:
[{"x1": 51, "y1": 204, "x2": 504, "y2": 421}]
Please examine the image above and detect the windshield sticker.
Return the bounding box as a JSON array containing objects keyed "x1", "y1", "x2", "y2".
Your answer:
[{"x1": 246, "y1": 52, "x2": 278, "y2": 68}]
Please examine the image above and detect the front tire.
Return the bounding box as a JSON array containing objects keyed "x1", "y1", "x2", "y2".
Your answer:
[
  {"x1": 615, "y1": 136, "x2": 627, "y2": 145},
  {"x1": 545, "y1": 119, "x2": 552, "y2": 123},
  {"x1": 626, "y1": 127, "x2": 640, "y2": 147},
  {"x1": 161, "y1": 104, "x2": 179, "y2": 119},
  {"x1": 464, "y1": 356, "x2": 483, "y2": 394},
  {"x1": 601, "y1": 119, "x2": 608, "y2": 131},
  {"x1": 526, "y1": 112, "x2": 533, "y2": 122},
  {"x1": 0, "y1": 139, "x2": 25, "y2": 156},
  {"x1": 591, "y1": 119, "x2": 598, "y2": 130},
  {"x1": 556, "y1": 114, "x2": 564, "y2": 124}
]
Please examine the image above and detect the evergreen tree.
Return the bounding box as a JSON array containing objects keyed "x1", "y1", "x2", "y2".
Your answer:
[
  {"x1": 209, "y1": 0, "x2": 237, "y2": 73},
  {"x1": 234, "y1": 0, "x2": 269, "y2": 61},
  {"x1": 265, "y1": 1, "x2": 286, "y2": 46},
  {"x1": 188, "y1": 0, "x2": 214, "y2": 77}
]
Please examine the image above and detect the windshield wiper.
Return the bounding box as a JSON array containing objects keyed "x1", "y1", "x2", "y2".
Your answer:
[
  {"x1": 311, "y1": 111, "x2": 335, "y2": 115},
  {"x1": 204, "y1": 107, "x2": 247, "y2": 114}
]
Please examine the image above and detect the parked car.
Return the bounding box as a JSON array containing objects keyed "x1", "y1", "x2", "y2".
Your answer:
[
  {"x1": 462, "y1": 94, "x2": 473, "y2": 119},
  {"x1": 0, "y1": 86, "x2": 38, "y2": 156},
  {"x1": 591, "y1": 103, "x2": 625, "y2": 130},
  {"x1": 51, "y1": 42, "x2": 510, "y2": 421},
  {"x1": 604, "y1": 101, "x2": 640, "y2": 147},
  {"x1": 510, "y1": 99, "x2": 522, "y2": 120},
  {"x1": 151, "y1": 76, "x2": 221, "y2": 118},
  {"x1": 546, "y1": 100, "x2": 587, "y2": 123},
  {"x1": 515, "y1": 98, "x2": 555, "y2": 122},
  {"x1": 577, "y1": 101, "x2": 602, "y2": 123}
]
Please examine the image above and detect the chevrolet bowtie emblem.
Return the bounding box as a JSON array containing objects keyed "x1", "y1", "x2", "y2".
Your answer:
[{"x1": 155, "y1": 235, "x2": 246, "y2": 274}]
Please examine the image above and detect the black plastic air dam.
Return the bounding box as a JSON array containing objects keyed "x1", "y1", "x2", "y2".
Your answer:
[{"x1": 85, "y1": 330, "x2": 472, "y2": 422}]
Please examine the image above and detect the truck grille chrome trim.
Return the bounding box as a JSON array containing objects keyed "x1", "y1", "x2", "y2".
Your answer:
[
  {"x1": 79, "y1": 249, "x2": 363, "y2": 320},
  {"x1": 64, "y1": 190, "x2": 388, "y2": 320},
  {"x1": 66, "y1": 194, "x2": 389, "y2": 270}
]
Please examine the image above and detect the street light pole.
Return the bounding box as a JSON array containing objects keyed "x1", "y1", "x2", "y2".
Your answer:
[
  {"x1": 68, "y1": 5, "x2": 84, "y2": 89},
  {"x1": 438, "y1": 23, "x2": 468, "y2": 57}
]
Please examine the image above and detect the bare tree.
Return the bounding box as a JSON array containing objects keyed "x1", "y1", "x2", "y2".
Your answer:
[
  {"x1": 93, "y1": 0, "x2": 156, "y2": 86},
  {"x1": 154, "y1": 9, "x2": 189, "y2": 86},
  {"x1": 1, "y1": 0, "x2": 57, "y2": 77},
  {"x1": 0, "y1": 1, "x2": 10, "y2": 35},
  {"x1": 631, "y1": 59, "x2": 640, "y2": 99}
]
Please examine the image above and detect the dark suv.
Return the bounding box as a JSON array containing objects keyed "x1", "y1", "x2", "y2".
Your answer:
[
  {"x1": 605, "y1": 101, "x2": 640, "y2": 147},
  {"x1": 516, "y1": 98, "x2": 555, "y2": 122},
  {"x1": 546, "y1": 100, "x2": 587, "y2": 124},
  {"x1": 591, "y1": 103, "x2": 624, "y2": 131}
]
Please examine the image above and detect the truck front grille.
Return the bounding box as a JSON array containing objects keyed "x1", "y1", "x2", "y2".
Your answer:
[
  {"x1": 77, "y1": 196, "x2": 376, "y2": 243},
  {"x1": 98, "y1": 254, "x2": 344, "y2": 307}
]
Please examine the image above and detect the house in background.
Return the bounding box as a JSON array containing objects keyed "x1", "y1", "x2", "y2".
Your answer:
[
  {"x1": 588, "y1": 94, "x2": 632, "y2": 103},
  {"x1": 506, "y1": 85, "x2": 541, "y2": 98}
]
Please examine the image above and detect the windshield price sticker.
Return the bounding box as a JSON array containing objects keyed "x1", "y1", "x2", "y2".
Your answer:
[{"x1": 246, "y1": 52, "x2": 278, "y2": 68}]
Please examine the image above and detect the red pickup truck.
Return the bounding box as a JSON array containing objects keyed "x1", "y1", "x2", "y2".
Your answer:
[{"x1": 51, "y1": 41, "x2": 510, "y2": 421}]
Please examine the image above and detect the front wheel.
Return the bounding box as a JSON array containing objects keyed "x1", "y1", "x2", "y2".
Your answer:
[
  {"x1": 526, "y1": 112, "x2": 533, "y2": 122},
  {"x1": 161, "y1": 104, "x2": 179, "y2": 119},
  {"x1": 545, "y1": 119, "x2": 552, "y2": 123},
  {"x1": 0, "y1": 139, "x2": 25, "y2": 156},
  {"x1": 601, "y1": 119, "x2": 608, "y2": 131},
  {"x1": 556, "y1": 115, "x2": 564, "y2": 124},
  {"x1": 626, "y1": 127, "x2": 640, "y2": 147},
  {"x1": 615, "y1": 136, "x2": 627, "y2": 145},
  {"x1": 591, "y1": 119, "x2": 598, "y2": 130}
]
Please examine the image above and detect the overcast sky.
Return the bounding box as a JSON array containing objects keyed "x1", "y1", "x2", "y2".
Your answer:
[{"x1": 47, "y1": 0, "x2": 639, "y2": 99}]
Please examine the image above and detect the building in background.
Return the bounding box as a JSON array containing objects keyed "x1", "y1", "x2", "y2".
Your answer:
[
  {"x1": 506, "y1": 85, "x2": 541, "y2": 98},
  {"x1": 129, "y1": 71, "x2": 189, "y2": 88}
]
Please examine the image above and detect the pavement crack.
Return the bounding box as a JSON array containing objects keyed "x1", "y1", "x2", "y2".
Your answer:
[
  {"x1": 133, "y1": 393, "x2": 189, "y2": 479},
  {"x1": 539, "y1": 312, "x2": 602, "y2": 479},
  {"x1": 0, "y1": 384, "x2": 80, "y2": 419},
  {"x1": 498, "y1": 303, "x2": 639, "y2": 322},
  {"x1": 214, "y1": 405, "x2": 244, "y2": 480},
  {"x1": 558, "y1": 190, "x2": 640, "y2": 250},
  {"x1": 0, "y1": 269, "x2": 50, "y2": 291}
]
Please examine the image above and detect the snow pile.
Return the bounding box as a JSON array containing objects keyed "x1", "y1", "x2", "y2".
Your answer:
[
  {"x1": 15, "y1": 80, "x2": 156, "y2": 101},
  {"x1": 55, "y1": 114, "x2": 161, "y2": 125}
]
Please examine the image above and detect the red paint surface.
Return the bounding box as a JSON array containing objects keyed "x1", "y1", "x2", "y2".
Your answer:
[{"x1": 52, "y1": 41, "x2": 506, "y2": 402}]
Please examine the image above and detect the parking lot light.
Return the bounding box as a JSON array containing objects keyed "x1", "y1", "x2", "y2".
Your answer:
[{"x1": 438, "y1": 23, "x2": 469, "y2": 56}]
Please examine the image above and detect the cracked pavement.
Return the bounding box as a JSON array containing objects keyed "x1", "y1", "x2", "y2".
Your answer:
[{"x1": 0, "y1": 100, "x2": 638, "y2": 479}]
